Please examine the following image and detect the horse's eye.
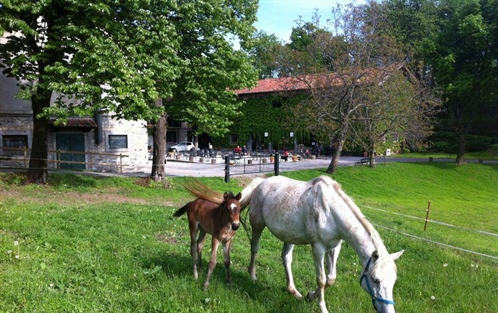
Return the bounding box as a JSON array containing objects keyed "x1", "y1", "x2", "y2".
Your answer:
[{"x1": 372, "y1": 278, "x2": 380, "y2": 284}]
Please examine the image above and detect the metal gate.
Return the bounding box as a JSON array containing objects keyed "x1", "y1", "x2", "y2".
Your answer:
[{"x1": 224, "y1": 153, "x2": 280, "y2": 182}]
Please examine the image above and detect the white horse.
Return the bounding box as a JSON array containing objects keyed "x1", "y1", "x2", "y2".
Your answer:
[{"x1": 240, "y1": 175, "x2": 403, "y2": 313}]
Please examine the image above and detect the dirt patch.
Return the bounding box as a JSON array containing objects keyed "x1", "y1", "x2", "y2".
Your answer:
[
  {"x1": 156, "y1": 231, "x2": 184, "y2": 245},
  {"x1": 0, "y1": 188, "x2": 153, "y2": 206}
]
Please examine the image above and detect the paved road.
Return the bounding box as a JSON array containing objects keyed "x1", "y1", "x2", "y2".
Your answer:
[
  {"x1": 162, "y1": 156, "x2": 338, "y2": 177},
  {"x1": 159, "y1": 155, "x2": 495, "y2": 178},
  {"x1": 162, "y1": 156, "x2": 408, "y2": 177}
]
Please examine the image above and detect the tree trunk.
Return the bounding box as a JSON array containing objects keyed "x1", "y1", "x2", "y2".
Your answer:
[
  {"x1": 326, "y1": 125, "x2": 349, "y2": 174},
  {"x1": 455, "y1": 131, "x2": 466, "y2": 165},
  {"x1": 150, "y1": 98, "x2": 167, "y2": 181},
  {"x1": 369, "y1": 143, "x2": 376, "y2": 168},
  {"x1": 27, "y1": 92, "x2": 51, "y2": 184}
]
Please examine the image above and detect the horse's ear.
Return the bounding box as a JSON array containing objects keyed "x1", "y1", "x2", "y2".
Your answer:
[
  {"x1": 223, "y1": 192, "x2": 229, "y2": 201},
  {"x1": 390, "y1": 250, "x2": 404, "y2": 261},
  {"x1": 235, "y1": 192, "x2": 242, "y2": 201},
  {"x1": 371, "y1": 250, "x2": 380, "y2": 261}
]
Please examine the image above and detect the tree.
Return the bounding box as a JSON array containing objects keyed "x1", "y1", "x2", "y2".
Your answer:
[
  {"x1": 348, "y1": 69, "x2": 438, "y2": 167},
  {"x1": 148, "y1": 0, "x2": 258, "y2": 180},
  {"x1": 283, "y1": 2, "x2": 411, "y2": 173},
  {"x1": 422, "y1": 0, "x2": 498, "y2": 164},
  {"x1": 0, "y1": 0, "x2": 258, "y2": 183},
  {"x1": 247, "y1": 30, "x2": 285, "y2": 79},
  {"x1": 0, "y1": 0, "x2": 182, "y2": 183},
  {"x1": 278, "y1": 2, "x2": 441, "y2": 173}
]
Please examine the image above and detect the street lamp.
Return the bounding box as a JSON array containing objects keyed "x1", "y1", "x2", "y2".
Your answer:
[
  {"x1": 264, "y1": 131, "x2": 271, "y2": 153},
  {"x1": 290, "y1": 131, "x2": 297, "y2": 153}
]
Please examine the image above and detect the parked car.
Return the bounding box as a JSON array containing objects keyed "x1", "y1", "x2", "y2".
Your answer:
[{"x1": 168, "y1": 141, "x2": 196, "y2": 152}]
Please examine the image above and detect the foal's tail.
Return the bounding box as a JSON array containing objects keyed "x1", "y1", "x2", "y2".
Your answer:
[
  {"x1": 182, "y1": 178, "x2": 224, "y2": 204},
  {"x1": 173, "y1": 204, "x2": 188, "y2": 217},
  {"x1": 239, "y1": 177, "x2": 265, "y2": 209}
]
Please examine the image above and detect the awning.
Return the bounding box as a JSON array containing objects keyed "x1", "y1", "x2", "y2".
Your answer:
[{"x1": 50, "y1": 117, "x2": 98, "y2": 130}]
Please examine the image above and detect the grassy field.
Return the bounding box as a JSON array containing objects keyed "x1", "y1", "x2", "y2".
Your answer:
[{"x1": 0, "y1": 163, "x2": 496, "y2": 313}]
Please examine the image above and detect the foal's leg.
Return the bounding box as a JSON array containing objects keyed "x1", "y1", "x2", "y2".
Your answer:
[
  {"x1": 189, "y1": 226, "x2": 200, "y2": 280},
  {"x1": 196, "y1": 229, "x2": 207, "y2": 270},
  {"x1": 204, "y1": 236, "x2": 220, "y2": 290},
  {"x1": 307, "y1": 244, "x2": 329, "y2": 313},
  {"x1": 222, "y1": 239, "x2": 232, "y2": 284},
  {"x1": 281, "y1": 242, "x2": 303, "y2": 299}
]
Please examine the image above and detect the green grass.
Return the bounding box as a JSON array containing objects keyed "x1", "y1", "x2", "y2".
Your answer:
[
  {"x1": 394, "y1": 143, "x2": 498, "y2": 160},
  {"x1": 0, "y1": 163, "x2": 497, "y2": 313}
]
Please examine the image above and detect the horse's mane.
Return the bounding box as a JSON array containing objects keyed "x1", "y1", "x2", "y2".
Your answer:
[
  {"x1": 182, "y1": 179, "x2": 225, "y2": 205},
  {"x1": 327, "y1": 176, "x2": 388, "y2": 256}
]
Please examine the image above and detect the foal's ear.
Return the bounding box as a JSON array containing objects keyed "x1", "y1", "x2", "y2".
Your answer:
[
  {"x1": 390, "y1": 250, "x2": 404, "y2": 261},
  {"x1": 223, "y1": 192, "x2": 229, "y2": 201},
  {"x1": 235, "y1": 192, "x2": 242, "y2": 201}
]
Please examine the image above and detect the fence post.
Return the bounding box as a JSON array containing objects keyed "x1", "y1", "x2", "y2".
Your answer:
[
  {"x1": 224, "y1": 155, "x2": 230, "y2": 183},
  {"x1": 274, "y1": 152, "x2": 280, "y2": 176},
  {"x1": 119, "y1": 153, "x2": 123, "y2": 173},
  {"x1": 424, "y1": 201, "x2": 431, "y2": 231},
  {"x1": 23, "y1": 147, "x2": 28, "y2": 168}
]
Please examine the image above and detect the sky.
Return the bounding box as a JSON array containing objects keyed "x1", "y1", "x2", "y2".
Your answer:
[{"x1": 255, "y1": 0, "x2": 357, "y2": 43}]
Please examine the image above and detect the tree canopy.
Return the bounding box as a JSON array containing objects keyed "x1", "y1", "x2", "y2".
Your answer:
[
  {"x1": 0, "y1": 0, "x2": 258, "y2": 182},
  {"x1": 385, "y1": 0, "x2": 498, "y2": 163}
]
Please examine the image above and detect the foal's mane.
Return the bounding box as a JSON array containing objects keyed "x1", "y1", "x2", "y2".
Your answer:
[
  {"x1": 327, "y1": 177, "x2": 388, "y2": 255},
  {"x1": 182, "y1": 179, "x2": 225, "y2": 205}
]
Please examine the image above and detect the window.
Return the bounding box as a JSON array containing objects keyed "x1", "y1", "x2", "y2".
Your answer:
[
  {"x1": 2, "y1": 135, "x2": 28, "y2": 154},
  {"x1": 166, "y1": 131, "x2": 177, "y2": 143},
  {"x1": 3, "y1": 135, "x2": 28, "y2": 148},
  {"x1": 108, "y1": 135, "x2": 128, "y2": 149}
]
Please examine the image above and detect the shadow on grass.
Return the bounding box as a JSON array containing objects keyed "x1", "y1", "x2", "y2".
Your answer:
[
  {"x1": 140, "y1": 250, "x2": 314, "y2": 313},
  {"x1": 48, "y1": 173, "x2": 100, "y2": 187}
]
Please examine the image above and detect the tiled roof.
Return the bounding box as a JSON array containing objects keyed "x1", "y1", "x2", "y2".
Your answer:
[
  {"x1": 235, "y1": 76, "x2": 310, "y2": 95},
  {"x1": 235, "y1": 74, "x2": 345, "y2": 95},
  {"x1": 235, "y1": 66, "x2": 403, "y2": 96},
  {"x1": 50, "y1": 117, "x2": 97, "y2": 128}
]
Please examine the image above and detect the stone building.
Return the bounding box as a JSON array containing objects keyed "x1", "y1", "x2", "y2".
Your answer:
[{"x1": 0, "y1": 72, "x2": 151, "y2": 173}]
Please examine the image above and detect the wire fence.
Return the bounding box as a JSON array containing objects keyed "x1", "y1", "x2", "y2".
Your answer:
[
  {"x1": 0, "y1": 147, "x2": 129, "y2": 173},
  {"x1": 362, "y1": 205, "x2": 498, "y2": 261}
]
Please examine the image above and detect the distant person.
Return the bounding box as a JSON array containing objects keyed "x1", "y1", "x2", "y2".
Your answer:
[
  {"x1": 242, "y1": 145, "x2": 246, "y2": 155},
  {"x1": 314, "y1": 142, "x2": 320, "y2": 158},
  {"x1": 234, "y1": 145, "x2": 242, "y2": 155},
  {"x1": 282, "y1": 150, "x2": 289, "y2": 162}
]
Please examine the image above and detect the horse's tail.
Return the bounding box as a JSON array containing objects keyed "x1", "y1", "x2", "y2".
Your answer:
[
  {"x1": 173, "y1": 204, "x2": 188, "y2": 217},
  {"x1": 181, "y1": 178, "x2": 224, "y2": 204},
  {"x1": 239, "y1": 177, "x2": 265, "y2": 209}
]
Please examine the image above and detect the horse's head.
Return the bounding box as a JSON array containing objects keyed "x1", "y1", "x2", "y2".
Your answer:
[
  {"x1": 223, "y1": 191, "x2": 243, "y2": 230},
  {"x1": 360, "y1": 250, "x2": 404, "y2": 313}
]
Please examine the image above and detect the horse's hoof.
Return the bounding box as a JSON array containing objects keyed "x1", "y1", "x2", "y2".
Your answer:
[
  {"x1": 306, "y1": 291, "x2": 315, "y2": 302},
  {"x1": 288, "y1": 288, "x2": 303, "y2": 300}
]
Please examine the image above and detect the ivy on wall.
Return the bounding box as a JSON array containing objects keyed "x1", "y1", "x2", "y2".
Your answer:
[{"x1": 211, "y1": 94, "x2": 310, "y2": 151}]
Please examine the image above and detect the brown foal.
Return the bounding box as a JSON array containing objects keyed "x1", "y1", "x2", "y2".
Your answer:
[{"x1": 174, "y1": 181, "x2": 242, "y2": 290}]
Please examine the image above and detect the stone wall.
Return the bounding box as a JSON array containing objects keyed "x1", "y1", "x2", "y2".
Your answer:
[{"x1": 0, "y1": 114, "x2": 151, "y2": 173}]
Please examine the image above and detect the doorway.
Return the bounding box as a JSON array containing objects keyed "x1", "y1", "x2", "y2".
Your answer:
[{"x1": 55, "y1": 134, "x2": 86, "y2": 170}]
